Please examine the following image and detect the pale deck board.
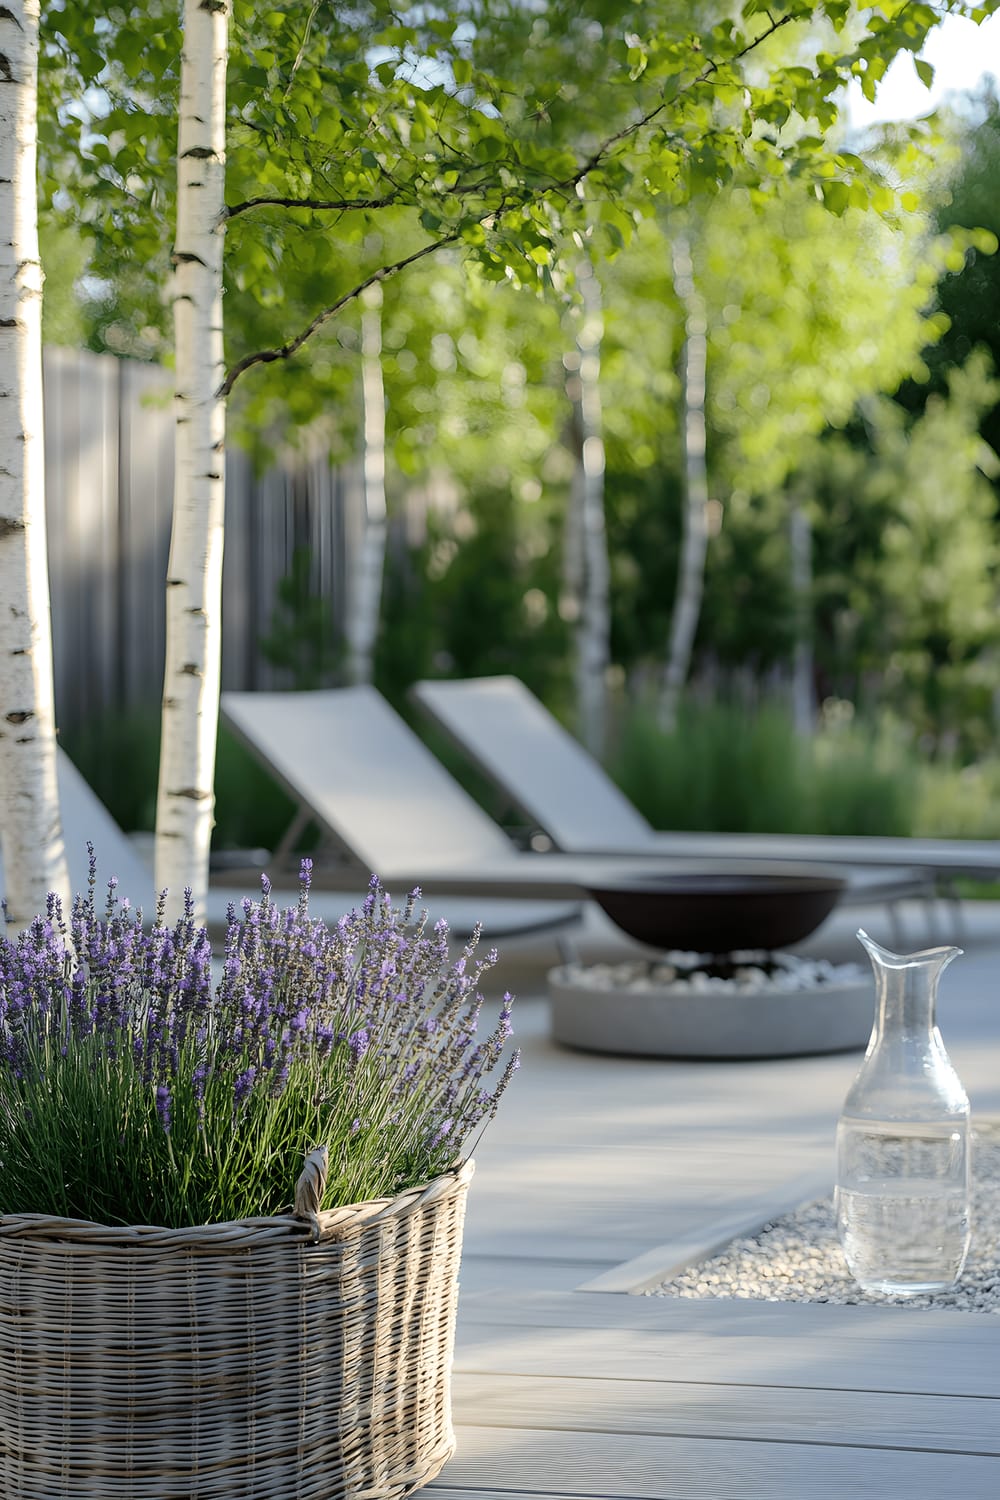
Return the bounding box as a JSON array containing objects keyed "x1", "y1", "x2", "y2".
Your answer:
[
  {"x1": 462, "y1": 1205, "x2": 784, "y2": 1264},
  {"x1": 455, "y1": 1294, "x2": 1000, "y2": 1398},
  {"x1": 457, "y1": 1288, "x2": 1000, "y2": 1343},
  {"x1": 430, "y1": 1426, "x2": 1000, "y2": 1499},
  {"x1": 452, "y1": 1372, "x2": 1000, "y2": 1454},
  {"x1": 454, "y1": 1326, "x2": 1000, "y2": 1398},
  {"x1": 459, "y1": 1254, "x2": 611, "y2": 1297}
]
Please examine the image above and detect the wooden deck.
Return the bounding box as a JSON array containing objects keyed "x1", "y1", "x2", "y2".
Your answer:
[{"x1": 426, "y1": 899, "x2": 1000, "y2": 1500}]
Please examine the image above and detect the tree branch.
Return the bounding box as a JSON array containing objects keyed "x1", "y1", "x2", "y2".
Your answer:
[
  {"x1": 221, "y1": 10, "x2": 798, "y2": 395},
  {"x1": 224, "y1": 192, "x2": 400, "y2": 219},
  {"x1": 218, "y1": 228, "x2": 464, "y2": 396},
  {"x1": 562, "y1": 10, "x2": 797, "y2": 193}
]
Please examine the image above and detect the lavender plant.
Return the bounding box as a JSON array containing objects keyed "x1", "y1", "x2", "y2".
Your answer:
[{"x1": 0, "y1": 855, "x2": 518, "y2": 1228}]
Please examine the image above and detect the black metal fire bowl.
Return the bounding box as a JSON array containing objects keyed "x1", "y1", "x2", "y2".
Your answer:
[{"x1": 587, "y1": 866, "x2": 845, "y2": 955}]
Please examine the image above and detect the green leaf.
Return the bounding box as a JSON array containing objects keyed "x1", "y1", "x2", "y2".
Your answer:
[
  {"x1": 821, "y1": 180, "x2": 850, "y2": 216},
  {"x1": 473, "y1": 134, "x2": 505, "y2": 162},
  {"x1": 313, "y1": 113, "x2": 344, "y2": 146},
  {"x1": 914, "y1": 57, "x2": 934, "y2": 89},
  {"x1": 627, "y1": 44, "x2": 647, "y2": 81}
]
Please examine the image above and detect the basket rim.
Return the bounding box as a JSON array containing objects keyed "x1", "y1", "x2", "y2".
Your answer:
[{"x1": 0, "y1": 1157, "x2": 474, "y2": 1249}]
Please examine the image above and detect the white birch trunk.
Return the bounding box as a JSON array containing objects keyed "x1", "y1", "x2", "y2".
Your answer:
[
  {"x1": 345, "y1": 282, "x2": 387, "y2": 685},
  {"x1": 560, "y1": 441, "x2": 584, "y2": 640},
  {"x1": 789, "y1": 497, "x2": 815, "y2": 736},
  {"x1": 0, "y1": 0, "x2": 70, "y2": 923},
  {"x1": 660, "y1": 234, "x2": 709, "y2": 733},
  {"x1": 565, "y1": 257, "x2": 609, "y2": 758},
  {"x1": 154, "y1": 0, "x2": 229, "y2": 920}
]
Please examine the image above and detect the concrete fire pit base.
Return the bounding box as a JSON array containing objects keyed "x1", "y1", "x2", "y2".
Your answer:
[{"x1": 547, "y1": 954, "x2": 872, "y2": 1060}]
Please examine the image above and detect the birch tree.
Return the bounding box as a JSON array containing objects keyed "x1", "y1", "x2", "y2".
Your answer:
[
  {"x1": 0, "y1": 0, "x2": 69, "y2": 922},
  {"x1": 789, "y1": 497, "x2": 814, "y2": 735},
  {"x1": 345, "y1": 282, "x2": 388, "y2": 686},
  {"x1": 154, "y1": 0, "x2": 229, "y2": 916},
  {"x1": 563, "y1": 256, "x2": 610, "y2": 757},
  {"x1": 659, "y1": 232, "x2": 709, "y2": 732}
]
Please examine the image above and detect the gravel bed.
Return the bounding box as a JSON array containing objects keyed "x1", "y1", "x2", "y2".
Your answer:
[
  {"x1": 647, "y1": 1122, "x2": 1000, "y2": 1313},
  {"x1": 560, "y1": 951, "x2": 864, "y2": 995}
]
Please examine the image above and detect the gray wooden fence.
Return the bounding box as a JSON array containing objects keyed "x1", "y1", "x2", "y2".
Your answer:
[{"x1": 43, "y1": 347, "x2": 367, "y2": 734}]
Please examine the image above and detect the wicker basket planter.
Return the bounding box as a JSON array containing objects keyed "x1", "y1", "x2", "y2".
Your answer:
[{"x1": 0, "y1": 1158, "x2": 473, "y2": 1500}]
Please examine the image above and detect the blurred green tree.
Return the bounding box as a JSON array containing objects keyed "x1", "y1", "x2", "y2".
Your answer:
[
  {"x1": 895, "y1": 85, "x2": 1000, "y2": 471},
  {"x1": 809, "y1": 352, "x2": 1000, "y2": 751}
]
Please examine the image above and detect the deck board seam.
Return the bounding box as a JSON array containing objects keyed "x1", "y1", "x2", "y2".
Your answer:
[
  {"x1": 453, "y1": 1366, "x2": 1000, "y2": 1399},
  {"x1": 449, "y1": 1418, "x2": 1000, "y2": 1457}
]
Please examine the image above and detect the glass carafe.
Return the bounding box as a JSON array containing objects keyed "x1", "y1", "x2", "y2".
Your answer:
[{"x1": 835, "y1": 929, "x2": 971, "y2": 1296}]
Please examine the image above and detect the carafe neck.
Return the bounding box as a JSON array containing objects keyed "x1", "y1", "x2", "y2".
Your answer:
[{"x1": 858, "y1": 928, "x2": 961, "y2": 1043}]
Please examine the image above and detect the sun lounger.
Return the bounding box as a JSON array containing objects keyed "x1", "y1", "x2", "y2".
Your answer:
[
  {"x1": 219, "y1": 686, "x2": 940, "y2": 950},
  {"x1": 220, "y1": 686, "x2": 618, "y2": 900},
  {"x1": 409, "y1": 675, "x2": 997, "y2": 905},
  {"x1": 220, "y1": 685, "x2": 635, "y2": 935}
]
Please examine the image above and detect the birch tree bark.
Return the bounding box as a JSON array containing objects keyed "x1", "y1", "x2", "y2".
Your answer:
[
  {"x1": 789, "y1": 496, "x2": 815, "y2": 736},
  {"x1": 154, "y1": 0, "x2": 229, "y2": 920},
  {"x1": 564, "y1": 256, "x2": 610, "y2": 759},
  {"x1": 345, "y1": 281, "x2": 387, "y2": 686},
  {"x1": 660, "y1": 233, "x2": 709, "y2": 733},
  {"x1": 0, "y1": 0, "x2": 70, "y2": 923}
]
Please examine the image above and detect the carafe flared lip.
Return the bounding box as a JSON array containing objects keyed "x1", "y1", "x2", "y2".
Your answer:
[{"x1": 857, "y1": 928, "x2": 963, "y2": 970}]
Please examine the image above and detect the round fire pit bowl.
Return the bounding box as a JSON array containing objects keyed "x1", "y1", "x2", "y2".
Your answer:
[
  {"x1": 547, "y1": 954, "x2": 872, "y2": 1060},
  {"x1": 587, "y1": 867, "x2": 845, "y2": 955}
]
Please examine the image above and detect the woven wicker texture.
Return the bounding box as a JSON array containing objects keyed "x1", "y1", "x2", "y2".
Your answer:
[{"x1": 0, "y1": 1158, "x2": 473, "y2": 1499}]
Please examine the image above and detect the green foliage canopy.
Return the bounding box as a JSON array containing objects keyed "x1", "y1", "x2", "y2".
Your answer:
[{"x1": 38, "y1": 0, "x2": 1000, "y2": 415}]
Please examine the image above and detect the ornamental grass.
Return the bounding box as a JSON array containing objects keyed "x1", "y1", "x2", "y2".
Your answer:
[{"x1": 0, "y1": 853, "x2": 517, "y2": 1228}]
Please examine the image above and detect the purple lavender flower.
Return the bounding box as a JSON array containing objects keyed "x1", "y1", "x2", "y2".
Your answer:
[
  {"x1": 155, "y1": 1085, "x2": 172, "y2": 1132},
  {"x1": 233, "y1": 1066, "x2": 257, "y2": 1111}
]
